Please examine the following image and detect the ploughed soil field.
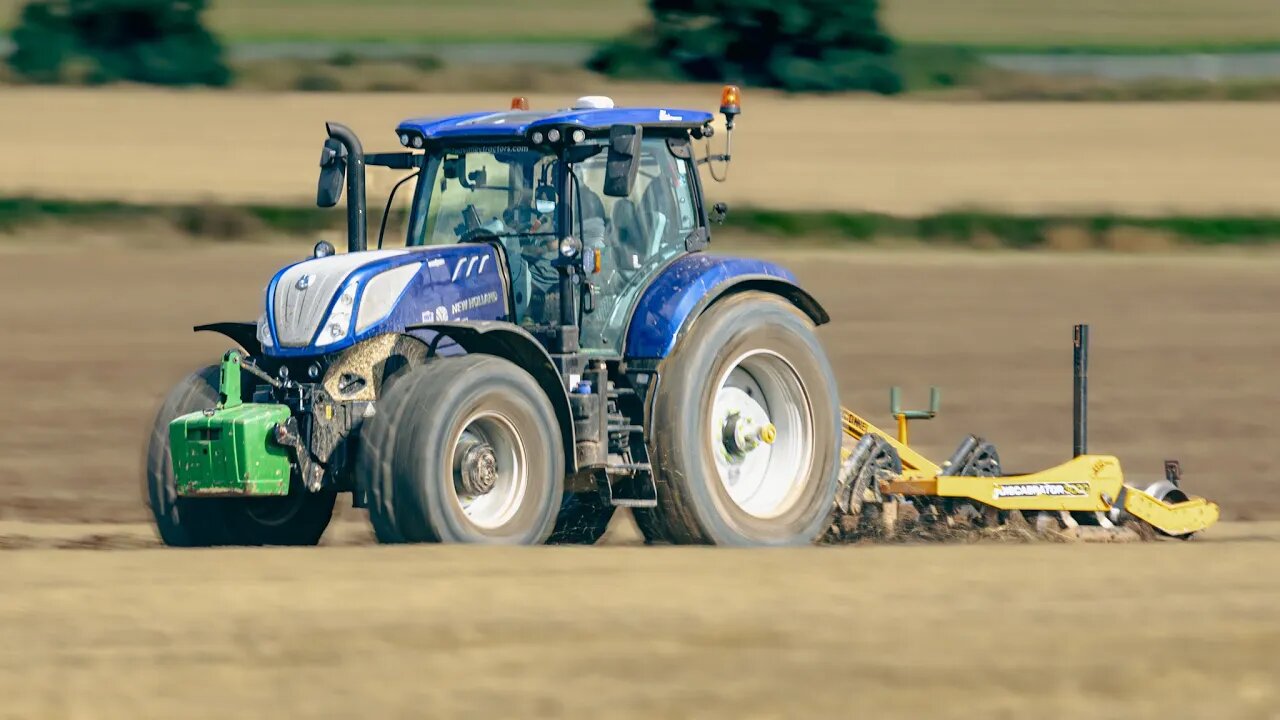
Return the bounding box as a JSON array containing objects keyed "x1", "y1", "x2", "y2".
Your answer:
[
  {"x1": 2, "y1": 243, "x2": 1279, "y2": 717},
  {"x1": 5, "y1": 88, "x2": 1280, "y2": 215},
  {"x1": 1, "y1": 244, "x2": 1276, "y2": 524}
]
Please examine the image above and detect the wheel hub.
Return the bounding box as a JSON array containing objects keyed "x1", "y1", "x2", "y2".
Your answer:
[
  {"x1": 721, "y1": 411, "x2": 777, "y2": 460},
  {"x1": 457, "y1": 441, "x2": 499, "y2": 496},
  {"x1": 709, "y1": 350, "x2": 813, "y2": 521}
]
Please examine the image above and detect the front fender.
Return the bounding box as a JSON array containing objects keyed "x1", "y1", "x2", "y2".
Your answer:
[
  {"x1": 623, "y1": 254, "x2": 829, "y2": 359},
  {"x1": 194, "y1": 322, "x2": 262, "y2": 356}
]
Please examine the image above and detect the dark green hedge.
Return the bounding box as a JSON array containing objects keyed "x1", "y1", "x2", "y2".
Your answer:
[
  {"x1": 590, "y1": 0, "x2": 902, "y2": 94},
  {"x1": 8, "y1": 0, "x2": 230, "y2": 86}
]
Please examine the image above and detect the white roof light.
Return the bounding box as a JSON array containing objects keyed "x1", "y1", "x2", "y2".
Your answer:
[{"x1": 573, "y1": 95, "x2": 615, "y2": 110}]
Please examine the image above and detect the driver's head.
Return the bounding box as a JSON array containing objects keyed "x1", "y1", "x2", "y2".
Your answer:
[
  {"x1": 533, "y1": 184, "x2": 557, "y2": 215},
  {"x1": 503, "y1": 184, "x2": 558, "y2": 234}
]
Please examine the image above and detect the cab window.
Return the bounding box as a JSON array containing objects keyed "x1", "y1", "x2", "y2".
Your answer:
[{"x1": 570, "y1": 136, "x2": 700, "y2": 352}]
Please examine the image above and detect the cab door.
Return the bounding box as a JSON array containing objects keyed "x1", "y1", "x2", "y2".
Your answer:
[{"x1": 572, "y1": 136, "x2": 701, "y2": 355}]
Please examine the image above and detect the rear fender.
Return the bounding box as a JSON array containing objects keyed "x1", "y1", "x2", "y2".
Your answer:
[
  {"x1": 406, "y1": 321, "x2": 576, "y2": 473},
  {"x1": 623, "y1": 254, "x2": 829, "y2": 359}
]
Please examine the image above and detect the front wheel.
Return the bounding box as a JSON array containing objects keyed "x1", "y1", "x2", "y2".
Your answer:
[
  {"x1": 145, "y1": 365, "x2": 335, "y2": 546},
  {"x1": 358, "y1": 355, "x2": 565, "y2": 544},
  {"x1": 635, "y1": 292, "x2": 841, "y2": 546}
]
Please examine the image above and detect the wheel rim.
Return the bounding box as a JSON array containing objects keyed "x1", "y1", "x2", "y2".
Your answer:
[
  {"x1": 450, "y1": 411, "x2": 528, "y2": 530},
  {"x1": 709, "y1": 349, "x2": 814, "y2": 520}
]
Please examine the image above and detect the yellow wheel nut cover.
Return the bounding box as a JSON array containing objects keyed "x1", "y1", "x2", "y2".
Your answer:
[{"x1": 759, "y1": 423, "x2": 777, "y2": 445}]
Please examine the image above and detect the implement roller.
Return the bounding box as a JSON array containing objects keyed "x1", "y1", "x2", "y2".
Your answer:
[{"x1": 828, "y1": 324, "x2": 1219, "y2": 542}]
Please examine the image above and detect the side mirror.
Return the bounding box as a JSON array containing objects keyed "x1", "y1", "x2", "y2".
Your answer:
[
  {"x1": 710, "y1": 202, "x2": 729, "y2": 224},
  {"x1": 317, "y1": 138, "x2": 347, "y2": 208},
  {"x1": 603, "y1": 124, "x2": 642, "y2": 198}
]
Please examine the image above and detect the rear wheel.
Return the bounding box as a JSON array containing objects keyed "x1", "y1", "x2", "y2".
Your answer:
[
  {"x1": 358, "y1": 354, "x2": 564, "y2": 544},
  {"x1": 145, "y1": 366, "x2": 335, "y2": 546},
  {"x1": 635, "y1": 292, "x2": 841, "y2": 546}
]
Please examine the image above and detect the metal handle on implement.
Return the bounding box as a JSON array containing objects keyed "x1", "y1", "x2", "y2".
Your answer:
[{"x1": 889, "y1": 386, "x2": 940, "y2": 446}]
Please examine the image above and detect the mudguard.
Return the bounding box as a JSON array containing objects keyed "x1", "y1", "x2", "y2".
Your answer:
[
  {"x1": 195, "y1": 322, "x2": 262, "y2": 356},
  {"x1": 623, "y1": 254, "x2": 829, "y2": 359}
]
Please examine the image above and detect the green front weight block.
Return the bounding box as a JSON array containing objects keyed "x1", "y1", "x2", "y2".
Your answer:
[{"x1": 169, "y1": 350, "x2": 293, "y2": 497}]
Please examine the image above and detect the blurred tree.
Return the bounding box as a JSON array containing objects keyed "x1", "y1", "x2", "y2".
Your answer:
[
  {"x1": 591, "y1": 0, "x2": 902, "y2": 94},
  {"x1": 8, "y1": 0, "x2": 230, "y2": 86}
]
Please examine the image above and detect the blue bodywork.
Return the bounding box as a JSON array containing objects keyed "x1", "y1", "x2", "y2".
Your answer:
[
  {"x1": 262, "y1": 245, "x2": 508, "y2": 358},
  {"x1": 259, "y1": 243, "x2": 809, "y2": 363},
  {"x1": 397, "y1": 108, "x2": 715, "y2": 142}
]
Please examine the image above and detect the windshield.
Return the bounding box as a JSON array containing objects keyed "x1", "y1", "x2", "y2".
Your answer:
[{"x1": 409, "y1": 145, "x2": 560, "y2": 248}]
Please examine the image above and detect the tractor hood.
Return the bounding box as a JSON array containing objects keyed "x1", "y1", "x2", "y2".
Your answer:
[{"x1": 257, "y1": 245, "x2": 508, "y2": 358}]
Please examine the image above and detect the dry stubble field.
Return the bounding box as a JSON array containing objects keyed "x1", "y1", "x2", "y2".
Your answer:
[
  {"x1": 1, "y1": 243, "x2": 1278, "y2": 717},
  {"x1": 4, "y1": 88, "x2": 1280, "y2": 215},
  {"x1": 3, "y1": 522, "x2": 1279, "y2": 719}
]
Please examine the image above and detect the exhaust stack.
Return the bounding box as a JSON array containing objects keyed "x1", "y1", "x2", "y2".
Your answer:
[{"x1": 325, "y1": 122, "x2": 367, "y2": 253}]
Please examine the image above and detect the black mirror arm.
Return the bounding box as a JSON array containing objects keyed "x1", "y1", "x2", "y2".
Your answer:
[{"x1": 366, "y1": 152, "x2": 421, "y2": 170}]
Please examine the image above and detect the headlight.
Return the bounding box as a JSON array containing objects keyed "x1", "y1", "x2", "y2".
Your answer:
[
  {"x1": 315, "y1": 283, "x2": 358, "y2": 347},
  {"x1": 356, "y1": 263, "x2": 421, "y2": 333},
  {"x1": 256, "y1": 312, "x2": 274, "y2": 348},
  {"x1": 571, "y1": 129, "x2": 586, "y2": 143},
  {"x1": 531, "y1": 131, "x2": 544, "y2": 144},
  {"x1": 546, "y1": 128, "x2": 561, "y2": 143}
]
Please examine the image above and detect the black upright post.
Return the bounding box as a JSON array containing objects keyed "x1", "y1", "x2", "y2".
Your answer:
[{"x1": 1073, "y1": 324, "x2": 1089, "y2": 457}]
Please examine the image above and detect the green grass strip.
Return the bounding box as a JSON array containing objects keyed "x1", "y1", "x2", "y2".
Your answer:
[
  {"x1": 902, "y1": 40, "x2": 1280, "y2": 56},
  {"x1": 4, "y1": 197, "x2": 1280, "y2": 249}
]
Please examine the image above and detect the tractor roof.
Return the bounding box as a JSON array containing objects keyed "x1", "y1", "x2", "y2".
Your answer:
[{"x1": 396, "y1": 107, "x2": 715, "y2": 142}]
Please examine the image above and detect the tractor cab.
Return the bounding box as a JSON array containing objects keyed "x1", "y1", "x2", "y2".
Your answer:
[
  {"x1": 317, "y1": 91, "x2": 739, "y2": 357},
  {"x1": 399, "y1": 100, "x2": 706, "y2": 353}
]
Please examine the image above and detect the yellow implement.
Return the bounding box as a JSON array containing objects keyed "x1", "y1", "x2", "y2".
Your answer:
[
  {"x1": 840, "y1": 406, "x2": 1219, "y2": 538},
  {"x1": 834, "y1": 324, "x2": 1220, "y2": 539}
]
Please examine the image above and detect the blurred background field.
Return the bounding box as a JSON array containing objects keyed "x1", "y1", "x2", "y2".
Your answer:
[
  {"x1": 5, "y1": 0, "x2": 1280, "y2": 47},
  {"x1": 2, "y1": 88, "x2": 1279, "y2": 217}
]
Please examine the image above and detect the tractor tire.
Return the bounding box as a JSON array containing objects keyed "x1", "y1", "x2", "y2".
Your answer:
[
  {"x1": 634, "y1": 292, "x2": 841, "y2": 546},
  {"x1": 145, "y1": 366, "x2": 336, "y2": 546},
  {"x1": 358, "y1": 354, "x2": 564, "y2": 544},
  {"x1": 548, "y1": 491, "x2": 616, "y2": 544}
]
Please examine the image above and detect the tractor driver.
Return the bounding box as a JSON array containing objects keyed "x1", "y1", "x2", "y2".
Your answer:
[
  {"x1": 501, "y1": 179, "x2": 610, "y2": 325},
  {"x1": 497, "y1": 183, "x2": 559, "y2": 323}
]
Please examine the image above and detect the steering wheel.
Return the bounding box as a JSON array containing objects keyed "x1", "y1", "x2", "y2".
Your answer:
[{"x1": 458, "y1": 226, "x2": 500, "y2": 244}]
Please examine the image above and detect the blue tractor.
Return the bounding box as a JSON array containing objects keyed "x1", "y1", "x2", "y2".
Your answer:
[{"x1": 146, "y1": 88, "x2": 841, "y2": 546}]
